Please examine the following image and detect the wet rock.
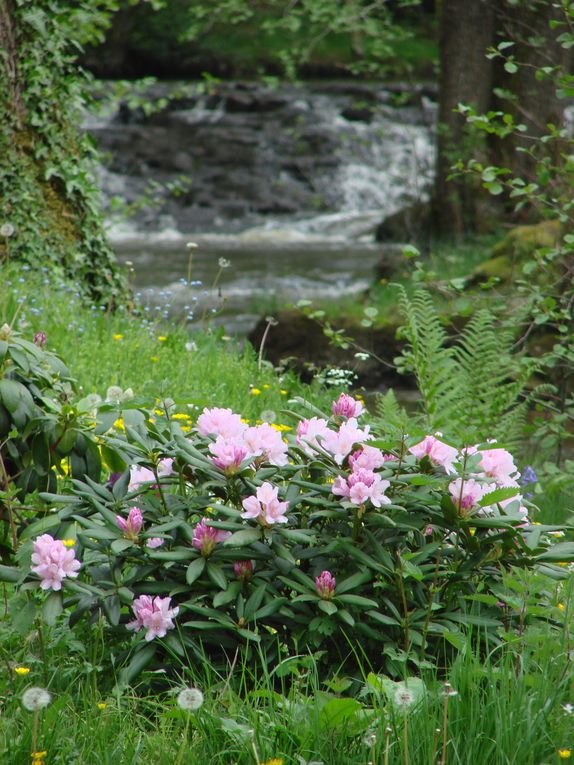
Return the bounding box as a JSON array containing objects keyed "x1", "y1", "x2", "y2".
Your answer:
[
  {"x1": 248, "y1": 310, "x2": 415, "y2": 390},
  {"x1": 375, "y1": 199, "x2": 431, "y2": 246}
]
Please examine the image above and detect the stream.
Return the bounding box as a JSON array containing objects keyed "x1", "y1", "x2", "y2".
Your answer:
[{"x1": 87, "y1": 80, "x2": 436, "y2": 334}]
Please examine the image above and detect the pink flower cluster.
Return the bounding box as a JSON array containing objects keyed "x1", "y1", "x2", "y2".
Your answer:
[
  {"x1": 127, "y1": 595, "x2": 179, "y2": 641},
  {"x1": 31, "y1": 534, "x2": 81, "y2": 591},
  {"x1": 241, "y1": 482, "x2": 289, "y2": 525},
  {"x1": 192, "y1": 518, "x2": 231, "y2": 556},
  {"x1": 409, "y1": 435, "x2": 458, "y2": 473},
  {"x1": 199, "y1": 407, "x2": 288, "y2": 473},
  {"x1": 129, "y1": 458, "x2": 174, "y2": 491},
  {"x1": 445, "y1": 445, "x2": 525, "y2": 519},
  {"x1": 296, "y1": 416, "x2": 371, "y2": 465},
  {"x1": 333, "y1": 465, "x2": 391, "y2": 508},
  {"x1": 315, "y1": 570, "x2": 336, "y2": 599}
]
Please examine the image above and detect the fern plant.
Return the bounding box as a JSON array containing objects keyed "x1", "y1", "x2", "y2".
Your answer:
[{"x1": 392, "y1": 287, "x2": 549, "y2": 450}]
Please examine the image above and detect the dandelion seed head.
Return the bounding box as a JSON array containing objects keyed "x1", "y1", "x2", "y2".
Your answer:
[
  {"x1": 22, "y1": 687, "x2": 51, "y2": 711},
  {"x1": 177, "y1": 687, "x2": 204, "y2": 711}
]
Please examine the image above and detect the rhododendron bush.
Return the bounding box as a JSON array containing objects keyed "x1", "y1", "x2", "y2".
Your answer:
[{"x1": 7, "y1": 393, "x2": 573, "y2": 680}]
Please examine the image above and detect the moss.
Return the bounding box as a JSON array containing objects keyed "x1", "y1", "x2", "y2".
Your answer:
[{"x1": 491, "y1": 220, "x2": 561, "y2": 259}]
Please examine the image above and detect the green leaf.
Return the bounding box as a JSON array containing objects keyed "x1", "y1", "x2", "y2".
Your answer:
[
  {"x1": 119, "y1": 644, "x2": 156, "y2": 687},
  {"x1": 223, "y1": 529, "x2": 261, "y2": 547},
  {"x1": 335, "y1": 570, "x2": 371, "y2": 594},
  {"x1": 43, "y1": 591, "x2": 63, "y2": 626},
  {"x1": 479, "y1": 486, "x2": 520, "y2": 507},
  {"x1": 244, "y1": 583, "x2": 267, "y2": 620},
  {"x1": 186, "y1": 557, "x2": 206, "y2": 585},
  {"x1": 0, "y1": 564, "x2": 22, "y2": 583},
  {"x1": 111, "y1": 538, "x2": 134, "y2": 554},
  {"x1": 206, "y1": 562, "x2": 227, "y2": 590},
  {"x1": 337, "y1": 594, "x2": 379, "y2": 608},
  {"x1": 537, "y1": 542, "x2": 574, "y2": 562},
  {"x1": 318, "y1": 599, "x2": 338, "y2": 615}
]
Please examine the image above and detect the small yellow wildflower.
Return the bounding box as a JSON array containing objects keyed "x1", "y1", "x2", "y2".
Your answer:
[
  {"x1": 241, "y1": 418, "x2": 251, "y2": 424},
  {"x1": 469, "y1": 528, "x2": 476, "y2": 536},
  {"x1": 261, "y1": 759, "x2": 283, "y2": 765},
  {"x1": 97, "y1": 702, "x2": 107, "y2": 710},
  {"x1": 31, "y1": 753, "x2": 47, "y2": 765},
  {"x1": 558, "y1": 749, "x2": 572, "y2": 759},
  {"x1": 150, "y1": 356, "x2": 159, "y2": 363},
  {"x1": 154, "y1": 409, "x2": 165, "y2": 416},
  {"x1": 181, "y1": 425, "x2": 191, "y2": 433},
  {"x1": 62, "y1": 539, "x2": 75, "y2": 548},
  {"x1": 15, "y1": 667, "x2": 30, "y2": 676},
  {"x1": 113, "y1": 418, "x2": 125, "y2": 432},
  {"x1": 271, "y1": 423, "x2": 291, "y2": 432},
  {"x1": 206, "y1": 506, "x2": 215, "y2": 514},
  {"x1": 158, "y1": 336, "x2": 167, "y2": 342},
  {"x1": 172, "y1": 413, "x2": 192, "y2": 421},
  {"x1": 113, "y1": 334, "x2": 123, "y2": 341},
  {"x1": 251, "y1": 388, "x2": 261, "y2": 396},
  {"x1": 280, "y1": 389, "x2": 287, "y2": 395},
  {"x1": 262, "y1": 383, "x2": 270, "y2": 390},
  {"x1": 557, "y1": 603, "x2": 566, "y2": 612}
]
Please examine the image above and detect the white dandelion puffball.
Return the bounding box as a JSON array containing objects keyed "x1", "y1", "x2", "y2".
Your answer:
[
  {"x1": 177, "y1": 687, "x2": 204, "y2": 711},
  {"x1": 22, "y1": 687, "x2": 52, "y2": 711}
]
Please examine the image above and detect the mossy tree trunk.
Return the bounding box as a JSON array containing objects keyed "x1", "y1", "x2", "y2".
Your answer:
[{"x1": 0, "y1": 0, "x2": 126, "y2": 304}]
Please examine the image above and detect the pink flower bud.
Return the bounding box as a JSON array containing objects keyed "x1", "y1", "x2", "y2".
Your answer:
[
  {"x1": 192, "y1": 518, "x2": 231, "y2": 557},
  {"x1": 332, "y1": 393, "x2": 364, "y2": 419},
  {"x1": 116, "y1": 507, "x2": 143, "y2": 540},
  {"x1": 234, "y1": 560, "x2": 254, "y2": 581},
  {"x1": 33, "y1": 332, "x2": 47, "y2": 348},
  {"x1": 315, "y1": 570, "x2": 336, "y2": 600}
]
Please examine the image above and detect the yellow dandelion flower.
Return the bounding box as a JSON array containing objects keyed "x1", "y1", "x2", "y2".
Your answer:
[
  {"x1": 172, "y1": 413, "x2": 191, "y2": 421},
  {"x1": 251, "y1": 388, "x2": 261, "y2": 396},
  {"x1": 62, "y1": 539, "x2": 75, "y2": 548},
  {"x1": 557, "y1": 603, "x2": 566, "y2": 612},
  {"x1": 181, "y1": 425, "x2": 191, "y2": 433},
  {"x1": 158, "y1": 336, "x2": 167, "y2": 342},
  {"x1": 32, "y1": 753, "x2": 47, "y2": 765},
  {"x1": 97, "y1": 702, "x2": 107, "y2": 710},
  {"x1": 15, "y1": 667, "x2": 30, "y2": 676},
  {"x1": 558, "y1": 749, "x2": 572, "y2": 759},
  {"x1": 154, "y1": 409, "x2": 165, "y2": 416},
  {"x1": 262, "y1": 759, "x2": 283, "y2": 765},
  {"x1": 150, "y1": 356, "x2": 159, "y2": 363},
  {"x1": 262, "y1": 383, "x2": 270, "y2": 390},
  {"x1": 280, "y1": 389, "x2": 287, "y2": 395},
  {"x1": 113, "y1": 334, "x2": 123, "y2": 341},
  {"x1": 241, "y1": 418, "x2": 251, "y2": 424}
]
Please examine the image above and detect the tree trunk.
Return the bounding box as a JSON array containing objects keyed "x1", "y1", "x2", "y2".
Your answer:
[{"x1": 432, "y1": 0, "x2": 495, "y2": 240}]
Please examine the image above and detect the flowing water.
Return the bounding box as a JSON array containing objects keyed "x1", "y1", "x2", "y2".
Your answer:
[{"x1": 88, "y1": 80, "x2": 436, "y2": 333}]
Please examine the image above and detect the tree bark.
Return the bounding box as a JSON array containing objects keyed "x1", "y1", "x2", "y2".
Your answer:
[{"x1": 432, "y1": 0, "x2": 495, "y2": 240}]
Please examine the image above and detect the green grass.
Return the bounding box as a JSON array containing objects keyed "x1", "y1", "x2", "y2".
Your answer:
[
  {"x1": 2, "y1": 609, "x2": 573, "y2": 764},
  {"x1": 0, "y1": 263, "x2": 332, "y2": 421}
]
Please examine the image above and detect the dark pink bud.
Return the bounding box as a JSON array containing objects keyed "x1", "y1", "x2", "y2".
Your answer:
[
  {"x1": 234, "y1": 560, "x2": 254, "y2": 581},
  {"x1": 34, "y1": 332, "x2": 47, "y2": 348},
  {"x1": 315, "y1": 570, "x2": 336, "y2": 600}
]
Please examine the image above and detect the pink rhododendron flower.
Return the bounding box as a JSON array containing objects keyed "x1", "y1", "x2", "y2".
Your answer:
[
  {"x1": 128, "y1": 458, "x2": 174, "y2": 491},
  {"x1": 448, "y1": 479, "x2": 485, "y2": 513},
  {"x1": 126, "y1": 595, "x2": 179, "y2": 641},
  {"x1": 209, "y1": 436, "x2": 249, "y2": 474},
  {"x1": 234, "y1": 560, "x2": 254, "y2": 581},
  {"x1": 192, "y1": 518, "x2": 231, "y2": 556},
  {"x1": 31, "y1": 534, "x2": 81, "y2": 591},
  {"x1": 315, "y1": 570, "x2": 336, "y2": 599},
  {"x1": 323, "y1": 418, "x2": 371, "y2": 465},
  {"x1": 332, "y1": 469, "x2": 391, "y2": 508},
  {"x1": 296, "y1": 417, "x2": 331, "y2": 456},
  {"x1": 409, "y1": 435, "x2": 458, "y2": 473},
  {"x1": 197, "y1": 407, "x2": 246, "y2": 439},
  {"x1": 477, "y1": 448, "x2": 519, "y2": 484},
  {"x1": 332, "y1": 393, "x2": 364, "y2": 419},
  {"x1": 146, "y1": 537, "x2": 164, "y2": 549},
  {"x1": 116, "y1": 506, "x2": 143, "y2": 539},
  {"x1": 241, "y1": 482, "x2": 289, "y2": 525},
  {"x1": 349, "y1": 445, "x2": 393, "y2": 472},
  {"x1": 243, "y1": 423, "x2": 288, "y2": 466}
]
